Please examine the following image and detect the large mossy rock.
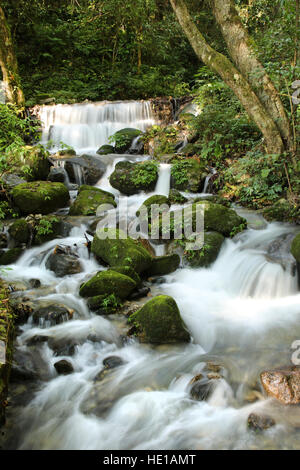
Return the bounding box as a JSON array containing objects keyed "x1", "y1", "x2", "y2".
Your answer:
[
  {"x1": 79, "y1": 269, "x2": 136, "y2": 299},
  {"x1": 109, "y1": 161, "x2": 158, "y2": 195},
  {"x1": 8, "y1": 219, "x2": 30, "y2": 246},
  {"x1": 92, "y1": 228, "x2": 152, "y2": 273},
  {"x1": 136, "y1": 194, "x2": 170, "y2": 218},
  {"x1": 183, "y1": 232, "x2": 224, "y2": 268},
  {"x1": 168, "y1": 189, "x2": 188, "y2": 205},
  {"x1": 128, "y1": 295, "x2": 190, "y2": 343},
  {"x1": 69, "y1": 185, "x2": 116, "y2": 216},
  {"x1": 0, "y1": 248, "x2": 23, "y2": 265},
  {"x1": 171, "y1": 159, "x2": 206, "y2": 193},
  {"x1": 146, "y1": 254, "x2": 180, "y2": 276},
  {"x1": 153, "y1": 201, "x2": 246, "y2": 240},
  {"x1": 111, "y1": 128, "x2": 142, "y2": 153},
  {"x1": 23, "y1": 146, "x2": 51, "y2": 181},
  {"x1": 262, "y1": 199, "x2": 299, "y2": 223},
  {"x1": 11, "y1": 181, "x2": 69, "y2": 215},
  {"x1": 96, "y1": 145, "x2": 115, "y2": 155}
]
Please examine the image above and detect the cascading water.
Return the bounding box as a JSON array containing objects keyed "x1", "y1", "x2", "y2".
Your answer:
[
  {"x1": 1, "y1": 100, "x2": 300, "y2": 451},
  {"x1": 40, "y1": 101, "x2": 155, "y2": 153}
]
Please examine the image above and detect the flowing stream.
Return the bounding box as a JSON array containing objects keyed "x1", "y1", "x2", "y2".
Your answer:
[{"x1": 1, "y1": 101, "x2": 300, "y2": 450}]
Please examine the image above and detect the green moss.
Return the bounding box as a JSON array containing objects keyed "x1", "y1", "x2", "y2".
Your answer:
[
  {"x1": 136, "y1": 194, "x2": 170, "y2": 218},
  {"x1": 87, "y1": 293, "x2": 122, "y2": 314},
  {"x1": 109, "y1": 161, "x2": 158, "y2": 195},
  {"x1": 262, "y1": 200, "x2": 299, "y2": 223},
  {"x1": 171, "y1": 159, "x2": 206, "y2": 192},
  {"x1": 79, "y1": 269, "x2": 136, "y2": 299},
  {"x1": 109, "y1": 128, "x2": 142, "y2": 153},
  {"x1": 23, "y1": 145, "x2": 51, "y2": 181},
  {"x1": 69, "y1": 187, "x2": 116, "y2": 216},
  {"x1": 11, "y1": 181, "x2": 69, "y2": 215},
  {"x1": 96, "y1": 145, "x2": 115, "y2": 155},
  {"x1": 34, "y1": 215, "x2": 60, "y2": 245},
  {"x1": 92, "y1": 228, "x2": 152, "y2": 274},
  {"x1": 168, "y1": 189, "x2": 188, "y2": 205},
  {"x1": 129, "y1": 295, "x2": 190, "y2": 343},
  {"x1": 8, "y1": 219, "x2": 30, "y2": 245},
  {"x1": 291, "y1": 234, "x2": 300, "y2": 263},
  {"x1": 0, "y1": 248, "x2": 23, "y2": 265},
  {"x1": 146, "y1": 254, "x2": 180, "y2": 276},
  {"x1": 110, "y1": 265, "x2": 141, "y2": 285},
  {"x1": 184, "y1": 232, "x2": 224, "y2": 267}
]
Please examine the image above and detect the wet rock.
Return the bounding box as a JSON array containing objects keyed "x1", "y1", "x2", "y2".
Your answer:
[
  {"x1": 145, "y1": 254, "x2": 180, "y2": 276},
  {"x1": 29, "y1": 279, "x2": 41, "y2": 289},
  {"x1": 110, "y1": 265, "x2": 141, "y2": 286},
  {"x1": 109, "y1": 161, "x2": 158, "y2": 195},
  {"x1": 92, "y1": 228, "x2": 152, "y2": 274},
  {"x1": 45, "y1": 245, "x2": 82, "y2": 277},
  {"x1": 47, "y1": 166, "x2": 66, "y2": 183},
  {"x1": 79, "y1": 269, "x2": 136, "y2": 299},
  {"x1": 11, "y1": 181, "x2": 69, "y2": 215},
  {"x1": 48, "y1": 338, "x2": 78, "y2": 357},
  {"x1": 69, "y1": 185, "x2": 116, "y2": 216},
  {"x1": 9, "y1": 297, "x2": 33, "y2": 324},
  {"x1": 128, "y1": 295, "x2": 190, "y2": 343},
  {"x1": 54, "y1": 359, "x2": 74, "y2": 375},
  {"x1": 1, "y1": 173, "x2": 27, "y2": 190},
  {"x1": 32, "y1": 304, "x2": 72, "y2": 326},
  {"x1": 128, "y1": 285, "x2": 150, "y2": 300},
  {"x1": 260, "y1": 367, "x2": 300, "y2": 405},
  {"x1": 8, "y1": 219, "x2": 31, "y2": 246},
  {"x1": 64, "y1": 154, "x2": 106, "y2": 186},
  {"x1": 103, "y1": 356, "x2": 125, "y2": 370},
  {"x1": 31, "y1": 215, "x2": 73, "y2": 245},
  {"x1": 96, "y1": 144, "x2": 115, "y2": 155},
  {"x1": 0, "y1": 233, "x2": 8, "y2": 249},
  {"x1": 0, "y1": 248, "x2": 23, "y2": 265},
  {"x1": 247, "y1": 413, "x2": 276, "y2": 432},
  {"x1": 111, "y1": 128, "x2": 142, "y2": 153},
  {"x1": 22, "y1": 145, "x2": 51, "y2": 181},
  {"x1": 291, "y1": 233, "x2": 300, "y2": 264},
  {"x1": 189, "y1": 376, "x2": 218, "y2": 401},
  {"x1": 263, "y1": 199, "x2": 299, "y2": 223}
]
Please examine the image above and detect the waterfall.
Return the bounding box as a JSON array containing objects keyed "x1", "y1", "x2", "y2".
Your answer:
[
  {"x1": 40, "y1": 101, "x2": 155, "y2": 153},
  {"x1": 155, "y1": 164, "x2": 171, "y2": 197}
]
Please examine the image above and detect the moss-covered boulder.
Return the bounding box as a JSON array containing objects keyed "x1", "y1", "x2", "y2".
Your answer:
[
  {"x1": 171, "y1": 159, "x2": 206, "y2": 193},
  {"x1": 69, "y1": 186, "x2": 116, "y2": 216},
  {"x1": 109, "y1": 161, "x2": 158, "y2": 195},
  {"x1": 153, "y1": 201, "x2": 246, "y2": 240},
  {"x1": 136, "y1": 194, "x2": 170, "y2": 219},
  {"x1": 291, "y1": 233, "x2": 300, "y2": 263},
  {"x1": 96, "y1": 145, "x2": 115, "y2": 155},
  {"x1": 22, "y1": 145, "x2": 51, "y2": 181},
  {"x1": 8, "y1": 219, "x2": 30, "y2": 245},
  {"x1": 128, "y1": 295, "x2": 190, "y2": 343},
  {"x1": 92, "y1": 228, "x2": 152, "y2": 273},
  {"x1": 111, "y1": 128, "x2": 142, "y2": 153},
  {"x1": 11, "y1": 181, "x2": 69, "y2": 215},
  {"x1": 33, "y1": 215, "x2": 67, "y2": 245},
  {"x1": 79, "y1": 269, "x2": 136, "y2": 299},
  {"x1": 146, "y1": 254, "x2": 180, "y2": 276},
  {"x1": 0, "y1": 248, "x2": 23, "y2": 265},
  {"x1": 110, "y1": 265, "x2": 141, "y2": 285},
  {"x1": 168, "y1": 189, "x2": 188, "y2": 205},
  {"x1": 184, "y1": 232, "x2": 224, "y2": 268},
  {"x1": 87, "y1": 294, "x2": 122, "y2": 315}
]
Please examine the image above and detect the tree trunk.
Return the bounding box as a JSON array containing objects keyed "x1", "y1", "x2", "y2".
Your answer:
[
  {"x1": 0, "y1": 5, "x2": 24, "y2": 108},
  {"x1": 169, "y1": 0, "x2": 285, "y2": 154},
  {"x1": 210, "y1": 0, "x2": 292, "y2": 150}
]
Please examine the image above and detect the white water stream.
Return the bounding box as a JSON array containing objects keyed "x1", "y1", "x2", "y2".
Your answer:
[{"x1": 1, "y1": 101, "x2": 300, "y2": 450}]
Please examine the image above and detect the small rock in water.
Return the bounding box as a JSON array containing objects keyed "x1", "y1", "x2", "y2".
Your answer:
[
  {"x1": 47, "y1": 166, "x2": 66, "y2": 183},
  {"x1": 247, "y1": 413, "x2": 275, "y2": 432},
  {"x1": 32, "y1": 304, "x2": 72, "y2": 326},
  {"x1": 260, "y1": 367, "x2": 300, "y2": 405},
  {"x1": 103, "y1": 356, "x2": 125, "y2": 370},
  {"x1": 128, "y1": 286, "x2": 150, "y2": 300},
  {"x1": 29, "y1": 279, "x2": 41, "y2": 289},
  {"x1": 54, "y1": 359, "x2": 74, "y2": 375},
  {"x1": 46, "y1": 245, "x2": 82, "y2": 277}
]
